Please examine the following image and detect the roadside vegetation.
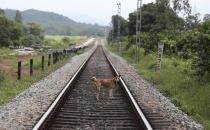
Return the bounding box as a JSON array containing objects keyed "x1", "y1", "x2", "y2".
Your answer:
[
  {"x1": 106, "y1": 0, "x2": 210, "y2": 129},
  {"x1": 44, "y1": 35, "x2": 88, "y2": 50},
  {"x1": 0, "y1": 9, "x2": 94, "y2": 107},
  {"x1": 0, "y1": 47, "x2": 15, "y2": 55},
  {"x1": 0, "y1": 8, "x2": 87, "y2": 50},
  {"x1": 0, "y1": 44, "x2": 94, "y2": 106},
  {"x1": 0, "y1": 9, "x2": 44, "y2": 47},
  {"x1": 106, "y1": 42, "x2": 210, "y2": 129}
]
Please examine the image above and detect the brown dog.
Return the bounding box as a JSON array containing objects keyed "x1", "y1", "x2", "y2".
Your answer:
[{"x1": 91, "y1": 75, "x2": 121, "y2": 100}]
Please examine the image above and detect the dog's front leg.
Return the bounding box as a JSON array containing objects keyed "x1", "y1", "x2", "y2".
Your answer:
[
  {"x1": 96, "y1": 85, "x2": 100, "y2": 100},
  {"x1": 109, "y1": 88, "x2": 113, "y2": 99}
]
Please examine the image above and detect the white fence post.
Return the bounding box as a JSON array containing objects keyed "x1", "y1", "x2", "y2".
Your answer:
[{"x1": 157, "y1": 43, "x2": 164, "y2": 73}]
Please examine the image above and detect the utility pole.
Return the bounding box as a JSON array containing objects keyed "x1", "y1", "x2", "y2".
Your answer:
[
  {"x1": 104, "y1": 27, "x2": 107, "y2": 40},
  {"x1": 110, "y1": 22, "x2": 114, "y2": 45},
  {"x1": 135, "y1": 0, "x2": 142, "y2": 63},
  {"x1": 117, "y1": 2, "x2": 121, "y2": 52}
]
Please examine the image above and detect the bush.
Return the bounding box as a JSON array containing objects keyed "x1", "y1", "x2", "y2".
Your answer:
[
  {"x1": 0, "y1": 15, "x2": 23, "y2": 47},
  {"x1": 177, "y1": 21, "x2": 210, "y2": 76},
  {"x1": 62, "y1": 37, "x2": 70, "y2": 43},
  {"x1": 21, "y1": 36, "x2": 30, "y2": 47},
  {"x1": 0, "y1": 69, "x2": 4, "y2": 82}
]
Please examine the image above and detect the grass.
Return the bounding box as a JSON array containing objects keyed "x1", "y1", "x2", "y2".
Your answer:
[
  {"x1": 106, "y1": 41, "x2": 210, "y2": 129},
  {"x1": 0, "y1": 47, "x2": 16, "y2": 55},
  {"x1": 0, "y1": 35, "x2": 90, "y2": 105},
  {"x1": 0, "y1": 44, "x2": 94, "y2": 106},
  {"x1": 44, "y1": 35, "x2": 88, "y2": 50}
]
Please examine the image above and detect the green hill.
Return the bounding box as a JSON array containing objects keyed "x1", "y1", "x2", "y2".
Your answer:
[{"x1": 4, "y1": 9, "x2": 105, "y2": 36}]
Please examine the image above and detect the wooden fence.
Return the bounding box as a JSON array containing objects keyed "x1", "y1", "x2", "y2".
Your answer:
[{"x1": 17, "y1": 47, "x2": 87, "y2": 80}]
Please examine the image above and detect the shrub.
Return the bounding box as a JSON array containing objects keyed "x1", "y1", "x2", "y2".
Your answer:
[
  {"x1": 21, "y1": 36, "x2": 30, "y2": 47},
  {"x1": 0, "y1": 68, "x2": 4, "y2": 82},
  {"x1": 62, "y1": 37, "x2": 70, "y2": 43}
]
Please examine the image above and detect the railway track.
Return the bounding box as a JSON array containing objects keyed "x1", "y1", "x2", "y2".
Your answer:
[{"x1": 33, "y1": 40, "x2": 170, "y2": 130}]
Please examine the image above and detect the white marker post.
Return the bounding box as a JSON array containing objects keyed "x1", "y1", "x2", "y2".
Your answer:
[{"x1": 157, "y1": 43, "x2": 164, "y2": 73}]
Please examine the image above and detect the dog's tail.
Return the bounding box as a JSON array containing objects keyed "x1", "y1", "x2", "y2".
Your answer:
[{"x1": 91, "y1": 77, "x2": 97, "y2": 82}]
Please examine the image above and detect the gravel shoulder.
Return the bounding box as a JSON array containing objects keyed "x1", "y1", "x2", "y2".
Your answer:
[
  {"x1": 103, "y1": 45, "x2": 205, "y2": 130},
  {"x1": 0, "y1": 44, "x2": 97, "y2": 130}
]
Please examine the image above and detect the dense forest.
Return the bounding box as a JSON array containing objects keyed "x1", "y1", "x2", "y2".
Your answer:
[
  {"x1": 108, "y1": 0, "x2": 210, "y2": 77},
  {"x1": 4, "y1": 9, "x2": 105, "y2": 36}
]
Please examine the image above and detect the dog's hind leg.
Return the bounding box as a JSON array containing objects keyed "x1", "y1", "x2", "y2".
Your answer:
[
  {"x1": 109, "y1": 88, "x2": 113, "y2": 99},
  {"x1": 96, "y1": 83, "x2": 101, "y2": 100}
]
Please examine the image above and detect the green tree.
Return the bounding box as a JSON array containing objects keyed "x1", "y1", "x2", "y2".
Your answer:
[
  {"x1": 128, "y1": 3, "x2": 158, "y2": 35},
  {"x1": 185, "y1": 13, "x2": 201, "y2": 30},
  {"x1": 165, "y1": 0, "x2": 191, "y2": 15},
  {"x1": 27, "y1": 22, "x2": 44, "y2": 36},
  {"x1": 203, "y1": 14, "x2": 210, "y2": 22},
  {"x1": 20, "y1": 36, "x2": 30, "y2": 47},
  {"x1": 27, "y1": 22, "x2": 44, "y2": 44},
  {"x1": 0, "y1": 15, "x2": 23, "y2": 47},
  {"x1": 177, "y1": 20, "x2": 210, "y2": 76},
  {"x1": 0, "y1": 8, "x2": 5, "y2": 15},
  {"x1": 155, "y1": 0, "x2": 185, "y2": 32},
  {"x1": 111, "y1": 15, "x2": 128, "y2": 38},
  {"x1": 125, "y1": 1, "x2": 184, "y2": 56},
  {"x1": 195, "y1": 21, "x2": 210, "y2": 76},
  {"x1": 15, "y1": 10, "x2": 22, "y2": 23},
  {"x1": 62, "y1": 37, "x2": 70, "y2": 43},
  {"x1": 10, "y1": 23, "x2": 23, "y2": 41},
  {"x1": 127, "y1": 2, "x2": 184, "y2": 34},
  {"x1": 0, "y1": 15, "x2": 12, "y2": 46}
]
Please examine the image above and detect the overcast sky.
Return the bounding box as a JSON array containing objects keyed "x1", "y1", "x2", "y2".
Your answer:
[{"x1": 0, "y1": 0, "x2": 209, "y2": 26}]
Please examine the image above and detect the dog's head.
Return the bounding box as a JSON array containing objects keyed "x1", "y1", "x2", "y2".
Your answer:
[{"x1": 113, "y1": 75, "x2": 121, "y2": 82}]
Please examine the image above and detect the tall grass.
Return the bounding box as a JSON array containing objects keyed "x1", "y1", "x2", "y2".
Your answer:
[
  {"x1": 44, "y1": 35, "x2": 88, "y2": 50},
  {"x1": 0, "y1": 68, "x2": 4, "y2": 82},
  {"x1": 106, "y1": 41, "x2": 210, "y2": 129},
  {"x1": 0, "y1": 47, "x2": 15, "y2": 55}
]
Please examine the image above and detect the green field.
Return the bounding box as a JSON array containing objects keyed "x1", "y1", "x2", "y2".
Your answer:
[
  {"x1": 0, "y1": 47, "x2": 16, "y2": 55},
  {"x1": 106, "y1": 41, "x2": 210, "y2": 129},
  {"x1": 0, "y1": 35, "x2": 93, "y2": 106},
  {"x1": 44, "y1": 35, "x2": 88, "y2": 50}
]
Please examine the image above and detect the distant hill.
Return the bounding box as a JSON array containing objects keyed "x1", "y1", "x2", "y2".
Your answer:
[{"x1": 4, "y1": 9, "x2": 105, "y2": 36}]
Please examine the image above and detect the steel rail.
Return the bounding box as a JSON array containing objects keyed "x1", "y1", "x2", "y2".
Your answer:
[
  {"x1": 103, "y1": 48, "x2": 153, "y2": 130},
  {"x1": 33, "y1": 44, "x2": 153, "y2": 130},
  {"x1": 33, "y1": 46, "x2": 97, "y2": 130}
]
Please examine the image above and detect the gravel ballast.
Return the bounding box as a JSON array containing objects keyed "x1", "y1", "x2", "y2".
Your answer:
[
  {"x1": 103, "y1": 45, "x2": 205, "y2": 130},
  {"x1": 0, "y1": 44, "x2": 97, "y2": 130}
]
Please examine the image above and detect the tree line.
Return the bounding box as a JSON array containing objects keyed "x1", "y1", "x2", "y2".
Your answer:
[
  {"x1": 4, "y1": 9, "x2": 105, "y2": 36},
  {"x1": 0, "y1": 9, "x2": 44, "y2": 47},
  {"x1": 107, "y1": 0, "x2": 210, "y2": 77}
]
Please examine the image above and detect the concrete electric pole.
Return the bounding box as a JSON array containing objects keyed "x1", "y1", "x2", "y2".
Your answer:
[
  {"x1": 117, "y1": 2, "x2": 121, "y2": 52},
  {"x1": 104, "y1": 27, "x2": 107, "y2": 40},
  {"x1": 136, "y1": 0, "x2": 142, "y2": 63},
  {"x1": 110, "y1": 22, "x2": 114, "y2": 45}
]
